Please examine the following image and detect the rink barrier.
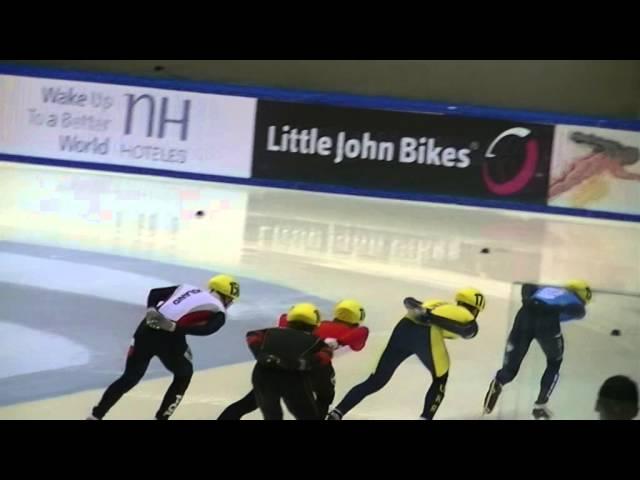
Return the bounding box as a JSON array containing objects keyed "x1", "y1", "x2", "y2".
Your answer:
[
  {"x1": 4, "y1": 153, "x2": 640, "y2": 223},
  {"x1": 251, "y1": 99, "x2": 554, "y2": 207},
  {"x1": 1, "y1": 64, "x2": 640, "y2": 223},
  {"x1": 546, "y1": 125, "x2": 640, "y2": 217}
]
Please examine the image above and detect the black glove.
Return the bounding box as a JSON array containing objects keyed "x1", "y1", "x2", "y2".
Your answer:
[
  {"x1": 145, "y1": 308, "x2": 176, "y2": 332},
  {"x1": 403, "y1": 297, "x2": 425, "y2": 313},
  {"x1": 521, "y1": 283, "x2": 538, "y2": 303},
  {"x1": 404, "y1": 297, "x2": 428, "y2": 323}
]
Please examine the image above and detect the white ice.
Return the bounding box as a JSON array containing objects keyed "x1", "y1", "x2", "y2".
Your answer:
[{"x1": 0, "y1": 161, "x2": 638, "y2": 420}]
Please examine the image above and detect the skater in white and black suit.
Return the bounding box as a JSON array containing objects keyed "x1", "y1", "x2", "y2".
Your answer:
[{"x1": 88, "y1": 274, "x2": 240, "y2": 420}]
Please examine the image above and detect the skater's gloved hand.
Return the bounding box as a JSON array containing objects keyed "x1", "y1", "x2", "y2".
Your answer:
[
  {"x1": 403, "y1": 297, "x2": 423, "y2": 311},
  {"x1": 403, "y1": 297, "x2": 426, "y2": 321},
  {"x1": 402, "y1": 297, "x2": 427, "y2": 319},
  {"x1": 145, "y1": 308, "x2": 176, "y2": 332},
  {"x1": 324, "y1": 338, "x2": 339, "y2": 351}
]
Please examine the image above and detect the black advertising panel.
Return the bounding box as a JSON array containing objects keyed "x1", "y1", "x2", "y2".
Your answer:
[{"x1": 251, "y1": 101, "x2": 554, "y2": 204}]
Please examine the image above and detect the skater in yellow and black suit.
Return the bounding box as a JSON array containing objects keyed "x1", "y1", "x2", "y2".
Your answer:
[{"x1": 327, "y1": 288, "x2": 485, "y2": 420}]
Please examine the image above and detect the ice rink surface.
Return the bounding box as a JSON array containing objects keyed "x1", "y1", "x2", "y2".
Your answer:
[{"x1": 0, "y1": 161, "x2": 638, "y2": 420}]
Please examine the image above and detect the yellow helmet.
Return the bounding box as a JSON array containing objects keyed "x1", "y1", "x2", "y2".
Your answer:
[
  {"x1": 334, "y1": 299, "x2": 365, "y2": 325},
  {"x1": 207, "y1": 274, "x2": 240, "y2": 299},
  {"x1": 455, "y1": 287, "x2": 486, "y2": 312},
  {"x1": 564, "y1": 279, "x2": 592, "y2": 304},
  {"x1": 287, "y1": 303, "x2": 321, "y2": 326}
]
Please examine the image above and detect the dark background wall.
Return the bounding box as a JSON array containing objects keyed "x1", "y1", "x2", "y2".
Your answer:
[{"x1": 5, "y1": 60, "x2": 640, "y2": 120}]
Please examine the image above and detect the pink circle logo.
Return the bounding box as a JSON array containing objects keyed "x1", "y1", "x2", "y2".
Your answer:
[{"x1": 482, "y1": 127, "x2": 539, "y2": 196}]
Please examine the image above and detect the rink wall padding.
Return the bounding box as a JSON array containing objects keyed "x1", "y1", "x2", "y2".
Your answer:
[
  {"x1": 252, "y1": 100, "x2": 553, "y2": 206},
  {"x1": 1, "y1": 64, "x2": 639, "y2": 222}
]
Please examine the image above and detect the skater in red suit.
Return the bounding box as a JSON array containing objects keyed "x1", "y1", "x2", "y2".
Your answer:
[{"x1": 218, "y1": 299, "x2": 368, "y2": 420}]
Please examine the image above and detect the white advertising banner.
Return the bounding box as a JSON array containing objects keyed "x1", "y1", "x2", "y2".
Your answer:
[
  {"x1": 548, "y1": 124, "x2": 640, "y2": 215},
  {"x1": 0, "y1": 74, "x2": 256, "y2": 178}
]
